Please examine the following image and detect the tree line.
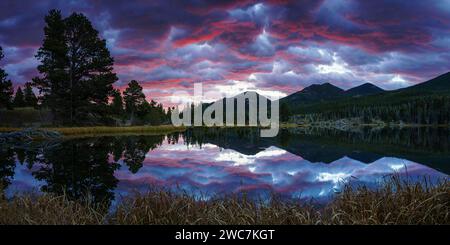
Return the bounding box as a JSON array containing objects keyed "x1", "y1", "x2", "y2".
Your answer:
[
  {"x1": 319, "y1": 97, "x2": 450, "y2": 125},
  {"x1": 0, "y1": 9, "x2": 171, "y2": 126},
  {"x1": 283, "y1": 94, "x2": 450, "y2": 125}
]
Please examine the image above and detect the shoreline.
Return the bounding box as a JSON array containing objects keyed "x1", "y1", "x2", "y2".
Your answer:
[
  {"x1": 1, "y1": 123, "x2": 449, "y2": 136},
  {"x1": 0, "y1": 125, "x2": 186, "y2": 137}
]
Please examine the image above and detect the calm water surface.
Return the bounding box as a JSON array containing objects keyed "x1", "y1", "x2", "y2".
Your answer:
[{"x1": 1, "y1": 127, "x2": 448, "y2": 206}]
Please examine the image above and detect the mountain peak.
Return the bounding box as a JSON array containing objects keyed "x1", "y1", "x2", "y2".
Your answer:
[
  {"x1": 358, "y1": 82, "x2": 377, "y2": 87},
  {"x1": 220, "y1": 91, "x2": 271, "y2": 103},
  {"x1": 344, "y1": 83, "x2": 385, "y2": 97},
  {"x1": 281, "y1": 82, "x2": 344, "y2": 105},
  {"x1": 302, "y1": 82, "x2": 344, "y2": 93}
]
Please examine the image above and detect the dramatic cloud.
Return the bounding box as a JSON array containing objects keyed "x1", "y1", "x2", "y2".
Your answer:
[{"x1": 0, "y1": 0, "x2": 449, "y2": 104}]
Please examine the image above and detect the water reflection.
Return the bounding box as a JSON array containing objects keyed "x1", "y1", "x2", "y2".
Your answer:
[
  {"x1": 1, "y1": 127, "x2": 448, "y2": 208},
  {"x1": 0, "y1": 146, "x2": 15, "y2": 189}
]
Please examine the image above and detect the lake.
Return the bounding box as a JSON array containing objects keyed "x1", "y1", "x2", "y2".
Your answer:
[{"x1": 1, "y1": 127, "x2": 449, "y2": 207}]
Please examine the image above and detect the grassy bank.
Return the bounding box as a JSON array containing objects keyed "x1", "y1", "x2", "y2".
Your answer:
[
  {"x1": 0, "y1": 125, "x2": 186, "y2": 136},
  {"x1": 1, "y1": 177, "x2": 448, "y2": 225}
]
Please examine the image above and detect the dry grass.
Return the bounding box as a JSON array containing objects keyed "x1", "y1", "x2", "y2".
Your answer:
[
  {"x1": 111, "y1": 191, "x2": 320, "y2": 225},
  {"x1": 0, "y1": 125, "x2": 186, "y2": 136},
  {"x1": 0, "y1": 127, "x2": 22, "y2": 133},
  {"x1": 0, "y1": 194, "x2": 106, "y2": 225},
  {"x1": 50, "y1": 125, "x2": 186, "y2": 136},
  {"x1": 0, "y1": 177, "x2": 448, "y2": 225},
  {"x1": 329, "y1": 176, "x2": 450, "y2": 224}
]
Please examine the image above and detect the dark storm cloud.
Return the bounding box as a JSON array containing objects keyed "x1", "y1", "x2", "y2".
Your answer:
[{"x1": 0, "y1": 0, "x2": 449, "y2": 102}]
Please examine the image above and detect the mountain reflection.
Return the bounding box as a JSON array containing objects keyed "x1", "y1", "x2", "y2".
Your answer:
[
  {"x1": 0, "y1": 128, "x2": 448, "y2": 207},
  {"x1": 184, "y1": 127, "x2": 450, "y2": 173}
]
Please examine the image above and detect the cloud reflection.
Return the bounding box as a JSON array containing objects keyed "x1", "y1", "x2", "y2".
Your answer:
[
  {"x1": 3, "y1": 133, "x2": 448, "y2": 204},
  {"x1": 114, "y1": 137, "x2": 447, "y2": 201}
]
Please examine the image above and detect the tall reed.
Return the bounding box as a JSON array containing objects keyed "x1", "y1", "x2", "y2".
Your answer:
[{"x1": 0, "y1": 176, "x2": 448, "y2": 225}]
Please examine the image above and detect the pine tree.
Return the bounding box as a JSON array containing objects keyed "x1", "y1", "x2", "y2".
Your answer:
[
  {"x1": 23, "y1": 82, "x2": 38, "y2": 107},
  {"x1": 33, "y1": 10, "x2": 67, "y2": 120},
  {"x1": 13, "y1": 86, "x2": 25, "y2": 107},
  {"x1": 166, "y1": 107, "x2": 172, "y2": 122},
  {"x1": 123, "y1": 80, "x2": 146, "y2": 124},
  {"x1": 34, "y1": 9, "x2": 117, "y2": 125},
  {"x1": 111, "y1": 89, "x2": 124, "y2": 115},
  {"x1": 0, "y1": 46, "x2": 14, "y2": 109}
]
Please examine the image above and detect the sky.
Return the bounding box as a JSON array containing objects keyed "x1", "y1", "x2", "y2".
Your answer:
[{"x1": 0, "y1": 0, "x2": 450, "y2": 105}]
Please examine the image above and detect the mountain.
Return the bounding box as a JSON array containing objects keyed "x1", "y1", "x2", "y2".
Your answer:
[
  {"x1": 195, "y1": 91, "x2": 272, "y2": 125},
  {"x1": 209, "y1": 91, "x2": 271, "y2": 106},
  {"x1": 285, "y1": 72, "x2": 450, "y2": 124},
  {"x1": 282, "y1": 72, "x2": 449, "y2": 111},
  {"x1": 280, "y1": 82, "x2": 345, "y2": 105},
  {"x1": 399, "y1": 72, "x2": 450, "y2": 92},
  {"x1": 193, "y1": 71, "x2": 450, "y2": 125},
  {"x1": 344, "y1": 83, "x2": 385, "y2": 97}
]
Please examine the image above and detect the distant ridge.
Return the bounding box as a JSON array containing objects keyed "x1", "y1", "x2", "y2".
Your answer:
[
  {"x1": 198, "y1": 71, "x2": 449, "y2": 113},
  {"x1": 280, "y1": 82, "x2": 345, "y2": 105},
  {"x1": 400, "y1": 72, "x2": 450, "y2": 92},
  {"x1": 280, "y1": 71, "x2": 450, "y2": 123},
  {"x1": 344, "y1": 83, "x2": 385, "y2": 97},
  {"x1": 199, "y1": 90, "x2": 272, "y2": 115},
  {"x1": 276, "y1": 72, "x2": 449, "y2": 107},
  {"x1": 214, "y1": 91, "x2": 271, "y2": 105}
]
